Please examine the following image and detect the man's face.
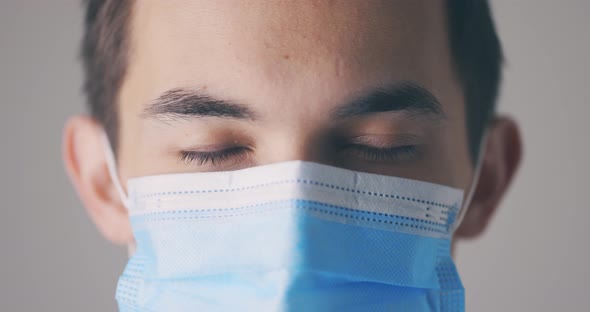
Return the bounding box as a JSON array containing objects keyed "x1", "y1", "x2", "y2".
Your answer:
[
  {"x1": 117, "y1": 0, "x2": 473, "y2": 190},
  {"x1": 68, "y1": 0, "x2": 526, "y2": 245}
]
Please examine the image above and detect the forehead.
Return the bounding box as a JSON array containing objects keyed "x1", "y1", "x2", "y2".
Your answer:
[{"x1": 121, "y1": 0, "x2": 459, "y2": 119}]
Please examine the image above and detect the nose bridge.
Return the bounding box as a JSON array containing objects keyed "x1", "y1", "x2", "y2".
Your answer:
[
  {"x1": 257, "y1": 82, "x2": 341, "y2": 166},
  {"x1": 259, "y1": 127, "x2": 333, "y2": 166}
]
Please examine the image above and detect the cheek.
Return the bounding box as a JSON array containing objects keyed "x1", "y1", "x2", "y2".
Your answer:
[
  {"x1": 373, "y1": 122, "x2": 472, "y2": 188},
  {"x1": 116, "y1": 117, "x2": 144, "y2": 182},
  {"x1": 363, "y1": 150, "x2": 468, "y2": 188},
  {"x1": 435, "y1": 123, "x2": 474, "y2": 190},
  {"x1": 429, "y1": 80, "x2": 473, "y2": 189},
  {"x1": 116, "y1": 92, "x2": 165, "y2": 181}
]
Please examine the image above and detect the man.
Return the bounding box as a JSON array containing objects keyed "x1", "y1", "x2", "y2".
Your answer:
[{"x1": 63, "y1": 0, "x2": 521, "y2": 310}]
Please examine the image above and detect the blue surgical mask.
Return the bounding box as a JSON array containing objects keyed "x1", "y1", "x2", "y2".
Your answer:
[{"x1": 104, "y1": 136, "x2": 476, "y2": 311}]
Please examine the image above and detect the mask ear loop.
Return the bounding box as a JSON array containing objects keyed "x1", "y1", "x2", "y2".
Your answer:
[
  {"x1": 452, "y1": 130, "x2": 489, "y2": 232},
  {"x1": 101, "y1": 131, "x2": 136, "y2": 256},
  {"x1": 101, "y1": 132, "x2": 131, "y2": 209}
]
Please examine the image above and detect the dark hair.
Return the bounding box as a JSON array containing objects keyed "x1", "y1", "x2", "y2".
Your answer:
[
  {"x1": 81, "y1": 0, "x2": 133, "y2": 152},
  {"x1": 446, "y1": 0, "x2": 503, "y2": 160},
  {"x1": 81, "y1": 0, "x2": 503, "y2": 161}
]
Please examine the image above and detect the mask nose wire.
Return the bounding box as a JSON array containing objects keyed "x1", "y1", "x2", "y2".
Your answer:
[
  {"x1": 452, "y1": 130, "x2": 489, "y2": 232},
  {"x1": 101, "y1": 131, "x2": 131, "y2": 209}
]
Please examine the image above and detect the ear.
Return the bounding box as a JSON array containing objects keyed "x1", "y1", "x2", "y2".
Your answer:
[
  {"x1": 62, "y1": 116, "x2": 133, "y2": 245},
  {"x1": 455, "y1": 116, "x2": 522, "y2": 239}
]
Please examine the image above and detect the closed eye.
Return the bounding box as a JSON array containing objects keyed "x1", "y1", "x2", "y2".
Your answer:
[
  {"x1": 179, "y1": 144, "x2": 420, "y2": 167},
  {"x1": 342, "y1": 144, "x2": 419, "y2": 162}
]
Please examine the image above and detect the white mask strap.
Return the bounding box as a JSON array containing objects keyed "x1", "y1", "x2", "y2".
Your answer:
[
  {"x1": 101, "y1": 131, "x2": 136, "y2": 256},
  {"x1": 453, "y1": 130, "x2": 489, "y2": 231},
  {"x1": 101, "y1": 131, "x2": 131, "y2": 209}
]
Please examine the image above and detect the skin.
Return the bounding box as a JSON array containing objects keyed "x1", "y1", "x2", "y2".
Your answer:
[{"x1": 63, "y1": 0, "x2": 521, "y2": 246}]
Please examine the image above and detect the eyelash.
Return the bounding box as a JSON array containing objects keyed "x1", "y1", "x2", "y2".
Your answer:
[
  {"x1": 180, "y1": 144, "x2": 418, "y2": 166},
  {"x1": 179, "y1": 146, "x2": 249, "y2": 166},
  {"x1": 342, "y1": 144, "x2": 418, "y2": 162}
]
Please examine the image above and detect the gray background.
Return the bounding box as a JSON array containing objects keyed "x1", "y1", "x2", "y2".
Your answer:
[{"x1": 1, "y1": 1, "x2": 588, "y2": 311}]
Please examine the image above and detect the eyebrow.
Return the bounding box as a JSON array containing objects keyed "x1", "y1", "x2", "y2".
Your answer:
[
  {"x1": 331, "y1": 82, "x2": 445, "y2": 120},
  {"x1": 142, "y1": 81, "x2": 444, "y2": 122},
  {"x1": 142, "y1": 88, "x2": 257, "y2": 121}
]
